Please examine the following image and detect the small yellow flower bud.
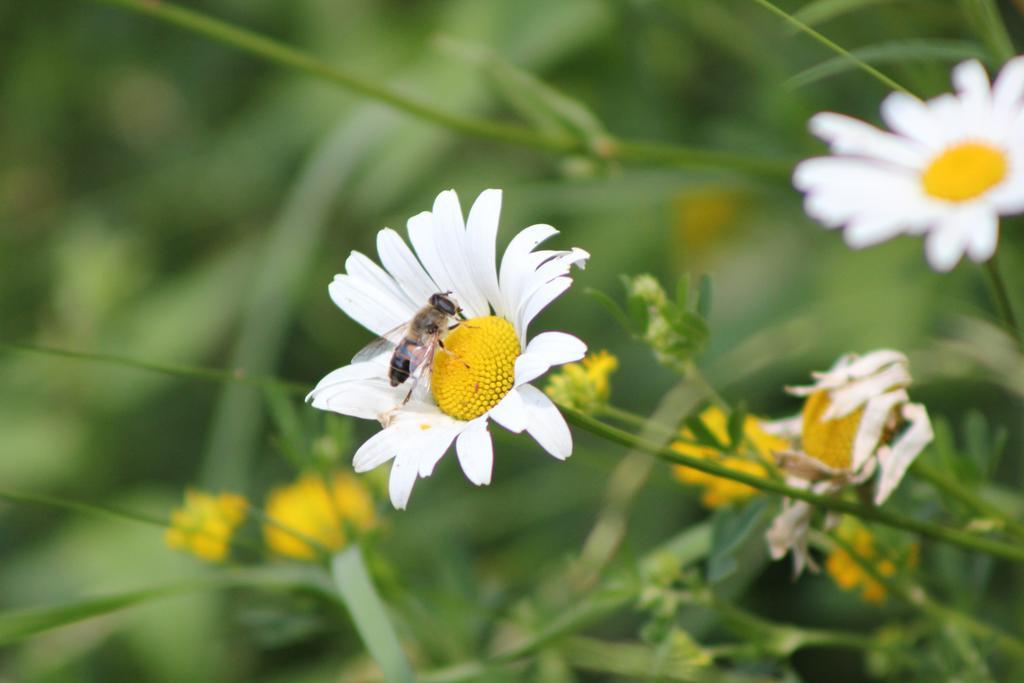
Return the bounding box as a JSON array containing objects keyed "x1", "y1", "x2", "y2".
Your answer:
[
  {"x1": 165, "y1": 489, "x2": 248, "y2": 563},
  {"x1": 545, "y1": 350, "x2": 619, "y2": 413},
  {"x1": 263, "y1": 472, "x2": 376, "y2": 560}
]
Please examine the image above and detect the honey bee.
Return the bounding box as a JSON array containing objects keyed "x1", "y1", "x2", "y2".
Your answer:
[{"x1": 353, "y1": 292, "x2": 463, "y2": 403}]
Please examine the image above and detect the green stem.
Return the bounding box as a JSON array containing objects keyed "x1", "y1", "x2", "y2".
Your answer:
[
  {"x1": 594, "y1": 404, "x2": 674, "y2": 438},
  {"x1": 707, "y1": 594, "x2": 876, "y2": 654},
  {"x1": 912, "y1": 460, "x2": 1024, "y2": 539},
  {"x1": 1, "y1": 342, "x2": 308, "y2": 395},
  {"x1": 87, "y1": 0, "x2": 791, "y2": 177},
  {"x1": 0, "y1": 488, "x2": 268, "y2": 559},
  {"x1": 982, "y1": 257, "x2": 1023, "y2": 349},
  {"x1": 560, "y1": 405, "x2": 1024, "y2": 563},
  {"x1": 818, "y1": 531, "x2": 1024, "y2": 660},
  {"x1": 748, "y1": 0, "x2": 912, "y2": 94},
  {"x1": 331, "y1": 546, "x2": 416, "y2": 683}
]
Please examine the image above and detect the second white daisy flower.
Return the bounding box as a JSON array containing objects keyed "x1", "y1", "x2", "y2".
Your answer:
[
  {"x1": 794, "y1": 57, "x2": 1024, "y2": 272},
  {"x1": 308, "y1": 189, "x2": 589, "y2": 509}
]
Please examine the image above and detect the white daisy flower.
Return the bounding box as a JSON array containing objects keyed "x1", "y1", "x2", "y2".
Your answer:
[
  {"x1": 307, "y1": 189, "x2": 589, "y2": 509},
  {"x1": 763, "y1": 350, "x2": 934, "y2": 575},
  {"x1": 794, "y1": 57, "x2": 1024, "y2": 272}
]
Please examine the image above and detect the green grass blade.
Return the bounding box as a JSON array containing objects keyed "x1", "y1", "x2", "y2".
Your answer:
[
  {"x1": 331, "y1": 546, "x2": 416, "y2": 683},
  {"x1": 786, "y1": 40, "x2": 987, "y2": 89},
  {"x1": 748, "y1": 0, "x2": 911, "y2": 94},
  {"x1": 0, "y1": 567, "x2": 335, "y2": 645},
  {"x1": 960, "y1": 0, "x2": 1016, "y2": 63},
  {"x1": 792, "y1": 0, "x2": 904, "y2": 28}
]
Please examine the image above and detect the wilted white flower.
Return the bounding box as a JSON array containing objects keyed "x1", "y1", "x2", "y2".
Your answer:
[
  {"x1": 794, "y1": 58, "x2": 1024, "y2": 272},
  {"x1": 308, "y1": 189, "x2": 589, "y2": 509},
  {"x1": 764, "y1": 350, "x2": 934, "y2": 575}
]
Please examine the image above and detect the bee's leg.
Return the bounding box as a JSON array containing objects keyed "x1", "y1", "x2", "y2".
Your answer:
[
  {"x1": 438, "y1": 343, "x2": 471, "y2": 369},
  {"x1": 402, "y1": 386, "x2": 414, "y2": 405}
]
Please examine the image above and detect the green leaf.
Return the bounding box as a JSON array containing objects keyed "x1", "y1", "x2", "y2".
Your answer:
[
  {"x1": 584, "y1": 287, "x2": 636, "y2": 334},
  {"x1": 331, "y1": 546, "x2": 415, "y2": 683},
  {"x1": 684, "y1": 412, "x2": 726, "y2": 451},
  {"x1": 786, "y1": 39, "x2": 987, "y2": 90},
  {"x1": 726, "y1": 403, "x2": 748, "y2": 452},
  {"x1": 436, "y1": 36, "x2": 609, "y2": 148},
  {"x1": 706, "y1": 498, "x2": 771, "y2": 587}
]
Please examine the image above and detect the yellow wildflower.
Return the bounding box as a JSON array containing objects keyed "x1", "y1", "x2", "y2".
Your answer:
[
  {"x1": 671, "y1": 406, "x2": 785, "y2": 508},
  {"x1": 165, "y1": 489, "x2": 248, "y2": 562},
  {"x1": 264, "y1": 472, "x2": 375, "y2": 560},
  {"x1": 545, "y1": 350, "x2": 619, "y2": 413},
  {"x1": 824, "y1": 521, "x2": 898, "y2": 604}
]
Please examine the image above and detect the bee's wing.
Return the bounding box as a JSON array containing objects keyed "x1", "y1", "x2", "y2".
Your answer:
[
  {"x1": 399, "y1": 338, "x2": 440, "y2": 400},
  {"x1": 352, "y1": 323, "x2": 408, "y2": 363}
]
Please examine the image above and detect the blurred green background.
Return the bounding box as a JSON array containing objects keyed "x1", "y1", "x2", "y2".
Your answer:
[{"x1": 2, "y1": 0, "x2": 1023, "y2": 681}]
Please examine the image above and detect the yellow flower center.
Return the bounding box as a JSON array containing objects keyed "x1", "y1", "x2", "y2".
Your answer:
[
  {"x1": 431, "y1": 316, "x2": 520, "y2": 421},
  {"x1": 921, "y1": 142, "x2": 1007, "y2": 202},
  {"x1": 801, "y1": 391, "x2": 862, "y2": 470}
]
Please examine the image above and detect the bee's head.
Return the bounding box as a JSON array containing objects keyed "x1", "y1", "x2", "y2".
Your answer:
[{"x1": 430, "y1": 292, "x2": 460, "y2": 316}]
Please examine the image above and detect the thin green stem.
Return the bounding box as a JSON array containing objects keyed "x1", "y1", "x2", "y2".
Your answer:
[
  {"x1": 1, "y1": 342, "x2": 308, "y2": 395},
  {"x1": 747, "y1": 0, "x2": 912, "y2": 94},
  {"x1": 87, "y1": 0, "x2": 791, "y2": 177},
  {"x1": 982, "y1": 257, "x2": 1023, "y2": 349},
  {"x1": 706, "y1": 593, "x2": 876, "y2": 654},
  {"x1": 594, "y1": 404, "x2": 675, "y2": 438},
  {"x1": 912, "y1": 460, "x2": 1024, "y2": 540},
  {"x1": 818, "y1": 531, "x2": 1024, "y2": 660},
  {"x1": 0, "y1": 488, "x2": 268, "y2": 558},
  {"x1": 561, "y1": 405, "x2": 1024, "y2": 563}
]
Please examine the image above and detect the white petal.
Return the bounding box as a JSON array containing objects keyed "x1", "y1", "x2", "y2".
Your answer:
[
  {"x1": 516, "y1": 277, "x2": 573, "y2": 343},
  {"x1": 456, "y1": 419, "x2": 493, "y2": 485},
  {"x1": 965, "y1": 209, "x2": 999, "y2": 263},
  {"x1": 513, "y1": 248, "x2": 590, "y2": 326},
  {"x1": 488, "y1": 387, "x2": 528, "y2": 433},
  {"x1": 310, "y1": 377, "x2": 402, "y2": 420},
  {"x1": 809, "y1": 112, "x2": 926, "y2": 167},
  {"x1": 765, "y1": 498, "x2": 816, "y2": 576},
  {"x1": 412, "y1": 424, "x2": 462, "y2": 478},
  {"x1": 345, "y1": 251, "x2": 414, "y2": 309},
  {"x1": 519, "y1": 384, "x2": 572, "y2": 460},
  {"x1": 788, "y1": 350, "x2": 908, "y2": 398},
  {"x1": 388, "y1": 452, "x2": 420, "y2": 510},
  {"x1": 925, "y1": 213, "x2": 975, "y2": 272},
  {"x1": 843, "y1": 213, "x2": 913, "y2": 248},
  {"x1": 431, "y1": 190, "x2": 490, "y2": 319},
  {"x1": 498, "y1": 224, "x2": 559, "y2": 320},
  {"x1": 466, "y1": 189, "x2": 504, "y2": 317},
  {"x1": 825, "y1": 365, "x2": 912, "y2": 419},
  {"x1": 514, "y1": 331, "x2": 587, "y2": 386},
  {"x1": 408, "y1": 210, "x2": 461, "y2": 304},
  {"x1": 353, "y1": 427, "x2": 404, "y2": 472},
  {"x1": 874, "y1": 402, "x2": 933, "y2": 505},
  {"x1": 850, "y1": 389, "x2": 907, "y2": 472},
  {"x1": 952, "y1": 59, "x2": 992, "y2": 107},
  {"x1": 992, "y1": 56, "x2": 1024, "y2": 116},
  {"x1": 376, "y1": 228, "x2": 439, "y2": 307},
  {"x1": 328, "y1": 274, "x2": 415, "y2": 337},
  {"x1": 880, "y1": 92, "x2": 944, "y2": 149}
]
